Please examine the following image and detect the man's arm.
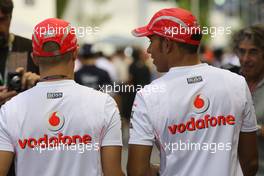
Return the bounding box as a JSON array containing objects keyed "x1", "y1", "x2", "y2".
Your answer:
[
  {"x1": 101, "y1": 146, "x2": 124, "y2": 176},
  {"x1": 0, "y1": 87, "x2": 16, "y2": 105},
  {"x1": 0, "y1": 151, "x2": 14, "y2": 176},
  {"x1": 127, "y1": 144, "x2": 154, "y2": 176},
  {"x1": 101, "y1": 95, "x2": 124, "y2": 175},
  {"x1": 128, "y1": 90, "x2": 157, "y2": 176},
  {"x1": 238, "y1": 131, "x2": 258, "y2": 176}
]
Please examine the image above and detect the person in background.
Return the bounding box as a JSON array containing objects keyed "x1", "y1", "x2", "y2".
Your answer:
[
  {"x1": 111, "y1": 48, "x2": 131, "y2": 84},
  {"x1": 96, "y1": 51, "x2": 118, "y2": 83},
  {"x1": 212, "y1": 48, "x2": 224, "y2": 68},
  {"x1": 121, "y1": 47, "x2": 151, "y2": 120},
  {"x1": 75, "y1": 43, "x2": 112, "y2": 91},
  {"x1": 233, "y1": 24, "x2": 264, "y2": 176},
  {"x1": 0, "y1": 0, "x2": 39, "y2": 104},
  {"x1": 0, "y1": 1, "x2": 39, "y2": 175}
]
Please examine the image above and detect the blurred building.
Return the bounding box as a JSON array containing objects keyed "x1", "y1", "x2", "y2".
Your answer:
[
  {"x1": 219, "y1": 0, "x2": 264, "y2": 25},
  {"x1": 9, "y1": 0, "x2": 263, "y2": 51},
  {"x1": 62, "y1": 0, "x2": 175, "y2": 46},
  {"x1": 208, "y1": 0, "x2": 263, "y2": 48}
]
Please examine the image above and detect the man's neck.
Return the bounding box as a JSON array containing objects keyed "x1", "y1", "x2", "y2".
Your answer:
[
  {"x1": 169, "y1": 54, "x2": 201, "y2": 68},
  {"x1": 39, "y1": 66, "x2": 74, "y2": 81}
]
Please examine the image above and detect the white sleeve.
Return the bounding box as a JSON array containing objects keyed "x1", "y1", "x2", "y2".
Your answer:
[
  {"x1": 101, "y1": 95, "x2": 123, "y2": 147},
  {"x1": 241, "y1": 83, "x2": 258, "y2": 132},
  {"x1": 128, "y1": 92, "x2": 155, "y2": 146},
  {"x1": 0, "y1": 104, "x2": 14, "y2": 152}
]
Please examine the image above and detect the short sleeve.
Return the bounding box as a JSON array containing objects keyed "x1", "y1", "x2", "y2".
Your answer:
[
  {"x1": 128, "y1": 92, "x2": 155, "y2": 146},
  {"x1": 241, "y1": 82, "x2": 258, "y2": 132},
  {"x1": 101, "y1": 95, "x2": 123, "y2": 146},
  {"x1": 0, "y1": 104, "x2": 14, "y2": 152}
]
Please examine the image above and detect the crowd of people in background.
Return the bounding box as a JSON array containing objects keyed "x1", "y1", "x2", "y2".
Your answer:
[{"x1": 73, "y1": 44, "x2": 152, "y2": 120}]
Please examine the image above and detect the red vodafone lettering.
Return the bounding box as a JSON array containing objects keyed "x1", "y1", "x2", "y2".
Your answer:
[
  {"x1": 18, "y1": 139, "x2": 27, "y2": 149},
  {"x1": 168, "y1": 125, "x2": 177, "y2": 134},
  {"x1": 18, "y1": 133, "x2": 93, "y2": 149},
  {"x1": 168, "y1": 114, "x2": 236, "y2": 135}
]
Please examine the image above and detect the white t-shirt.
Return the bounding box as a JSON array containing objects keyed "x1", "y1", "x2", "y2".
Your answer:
[
  {"x1": 0, "y1": 80, "x2": 122, "y2": 176},
  {"x1": 129, "y1": 63, "x2": 257, "y2": 176}
]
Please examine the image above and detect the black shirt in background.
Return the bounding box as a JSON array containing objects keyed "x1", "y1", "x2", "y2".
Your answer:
[
  {"x1": 75, "y1": 65, "x2": 112, "y2": 91},
  {"x1": 129, "y1": 62, "x2": 151, "y2": 87},
  {"x1": 121, "y1": 61, "x2": 151, "y2": 119}
]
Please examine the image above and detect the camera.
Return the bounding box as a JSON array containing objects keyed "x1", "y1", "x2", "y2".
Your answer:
[{"x1": 7, "y1": 72, "x2": 22, "y2": 92}]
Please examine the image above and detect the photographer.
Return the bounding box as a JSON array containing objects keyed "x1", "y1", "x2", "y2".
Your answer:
[
  {"x1": 0, "y1": 0, "x2": 39, "y2": 98},
  {"x1": 0, "y1": 0, "x2": 39, "y2": 175}
]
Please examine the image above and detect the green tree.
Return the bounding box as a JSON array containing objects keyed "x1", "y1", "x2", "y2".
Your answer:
[
  {"x1": 56, "y1": 0, "x2": 111, "y2": 27},
  {"x1": 56, "y1": 0, "x2": 69, "y2": 18}
]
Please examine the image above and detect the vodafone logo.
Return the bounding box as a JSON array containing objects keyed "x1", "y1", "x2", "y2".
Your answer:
[
  {"x1": 192, "y1": 94, "x2": 210, "y2": 114},
  {"x1": 47, "y1": 112, "x2": 65, "y2": 132},
  {"x1": 167, "y1": 94, "x2": 236, "y2": 135}
]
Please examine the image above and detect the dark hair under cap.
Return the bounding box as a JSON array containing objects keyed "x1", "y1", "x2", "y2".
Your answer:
[{"x1": 0, "y1": 0, "x2": 13, "y2": 15}]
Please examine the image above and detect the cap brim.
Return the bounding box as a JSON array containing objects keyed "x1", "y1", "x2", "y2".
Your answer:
[{"x1": 131, "y1": 26, "x2": 153, "y2": 37}]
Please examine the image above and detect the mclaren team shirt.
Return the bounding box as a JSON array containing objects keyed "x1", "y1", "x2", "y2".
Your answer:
[
  {"x1": 0, "y1": 80, "x2": 122, "y2": 176},
  {"x1": 129, "y1": 63, "x2": 257, "y2": 176}
]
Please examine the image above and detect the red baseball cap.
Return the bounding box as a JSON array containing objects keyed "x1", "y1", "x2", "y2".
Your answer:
[
  {"x1": 132, "y1": 8, "x2": 202, "y2": 45},
  {"x1": 32, "y1": 18, "x2": 78, "y2": 57}
]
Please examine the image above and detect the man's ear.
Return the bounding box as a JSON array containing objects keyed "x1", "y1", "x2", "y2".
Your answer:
[
  {"x1": 31, "y1": 53, "x2": 39, "y2": 66},
  {"x1": 162, "y1": 38, "x2": 173, "y2": 54},
  {"x1": 72, "y1": 46, "x2": 79, "y2": 61}
]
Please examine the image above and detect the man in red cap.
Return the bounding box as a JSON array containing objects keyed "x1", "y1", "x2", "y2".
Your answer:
[
  {"x1": 0, "y1": 18, "x2": 123, "y2": 176},
  {"x1": 127, "y1": 8, "x2": 258, "y2": 176}
]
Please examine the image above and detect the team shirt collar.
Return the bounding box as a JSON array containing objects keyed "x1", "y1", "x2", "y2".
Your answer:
[
  {"x1": 168, "y1": 63, "x2": 208, "y2": 72},
  {"x1": 36, "y1": 80, "x2": 76, "y2": 87}
]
